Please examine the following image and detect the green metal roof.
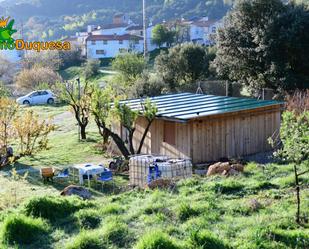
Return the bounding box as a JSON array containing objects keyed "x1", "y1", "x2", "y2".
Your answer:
[{"x1": 120, "y1": 93, "x2": 283, "y2": 122}]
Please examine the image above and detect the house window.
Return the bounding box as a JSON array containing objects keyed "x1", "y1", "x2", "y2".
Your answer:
[
  {"x1": 212, "y1": 27, "x2": 216, "y2": 33},
  {"x1": 163, "y1": 121, "x2": 176, "y2": 145},
  {"x1": 140, "y1": 31, "x2": 143, "y2": 36},
  {"x1": 96, "y1": 50, "x2": 105, "y2": 55},
  {"x1": 119, "y1": 40, "x2": 123, "y2": 44},
  {"x1": 103, "y1": 40, "x2": 108, "y2": 45},
  {"x1": 135, "y1": 39, "x2": 139, "y2": 44},
  {"x1": 119, "y1": 48, "x2": 127, "y2": 53},
  {"x1": 91, "y1": 40, "x2": 96, "y2": 45}
]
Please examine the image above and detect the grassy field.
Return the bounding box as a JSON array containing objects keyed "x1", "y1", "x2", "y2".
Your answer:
[
  {"x1": 12, "y1": 105, "x2": 108, "y2": 169},
  {"x1": 0, "y1": 105, "x2": 308, "y2": 249},
  {"x1": 0, "y1": 161, "x2": 308, "y2": 249}
]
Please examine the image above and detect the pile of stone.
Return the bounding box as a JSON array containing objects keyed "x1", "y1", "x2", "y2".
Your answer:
[{"x1": 207, "y1": 161, "x2": 245, "y2": 177}]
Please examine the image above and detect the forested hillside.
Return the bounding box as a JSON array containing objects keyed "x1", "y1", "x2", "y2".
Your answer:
[
  {"x1": 3, "y1": 0, "x2": 234, "y2": 40},
  {"x1": 2, "y1": 0, "x2": 309, "y2": 41}
]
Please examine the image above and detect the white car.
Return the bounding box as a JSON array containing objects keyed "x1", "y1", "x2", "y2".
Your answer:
[{"x1": 16, "y1": 90, "x2": 56, "y2": 105}]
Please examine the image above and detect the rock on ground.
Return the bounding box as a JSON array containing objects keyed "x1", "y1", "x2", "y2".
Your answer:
[{"x1": 60, "y1": 185, "x2": 92, "y2": 199}]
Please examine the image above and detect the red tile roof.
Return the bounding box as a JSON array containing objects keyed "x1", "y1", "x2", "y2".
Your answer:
[
  {"x1": 86, "y1": 34, "x2": 143, "y2": 42},
  {"x1": 192, "y1": 20, "x2": 217, "y2": 27}
]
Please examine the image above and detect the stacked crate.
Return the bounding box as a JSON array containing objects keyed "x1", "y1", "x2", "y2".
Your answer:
[{"x1": 129, "y1": 155, "x2": 192, "y2": 187}]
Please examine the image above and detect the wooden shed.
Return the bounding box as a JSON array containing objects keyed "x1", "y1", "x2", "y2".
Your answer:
[{"x1": 112, "y1": 93, "x2": 284, "y2": 164}]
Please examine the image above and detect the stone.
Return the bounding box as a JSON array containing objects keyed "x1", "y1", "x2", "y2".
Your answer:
[
  {"x1": 231, "y1": 164, "x2": 244, "y2": 172},
  {"x1": 207, "y1": 162, "x2": 231, "y2": 176},
  {"x1": 60, "y1": 185, "x2": 92, "y2": 199}
]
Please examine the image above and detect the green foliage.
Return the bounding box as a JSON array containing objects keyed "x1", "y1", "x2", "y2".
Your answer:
[
  {"x1": 152, "y1": 24, "x2": 175, "y2": 48},
  {"x1": 24, "y1": 196, "x2": 93, "y2": 222},
  {"x1": 214, "y1": 0, "x2": 309, "y2": 93},
  {"x1": 155, "y1": 43, "x2": 214, "y2": 91},
  {"x1": 1, "y1": 214, "x2": 49, "y2": 245},
  {"x1": 112, "y1": 53, "x2": 146, "y2": 85},
  {"x1": 75, "y1": 209, "x2": 101, "y2": 229},
  {"x1": 114, "y1": 101, "x2": 138, "y2": 131},
  {"x1": 131, "y1": 71, "x2": 167, "y2": 97},
  {"x1": 134, "y1": 230, "x2": 181, "y2": 249},
  {"x1": 272, "y1": 111, "x2": 309, "y2": 164},
  {"x1": 84, "y1": 59, "x2": 101, "y2": 80},
  {"x1": 187, "y1": 230, "x2": 227, "y2": 249}
]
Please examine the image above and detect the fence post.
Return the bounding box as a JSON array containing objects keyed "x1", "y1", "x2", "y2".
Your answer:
[{"x1": 225, "y1": 81, "x2": 229, "y2": 96}]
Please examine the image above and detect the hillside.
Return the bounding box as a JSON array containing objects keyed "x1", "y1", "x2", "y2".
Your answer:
[{"x1": 3, "y1": 0, "x2": 234, "y2": 40}]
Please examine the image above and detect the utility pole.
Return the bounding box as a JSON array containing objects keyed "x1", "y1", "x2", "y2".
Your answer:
[
  {"x1": 77, "y1": 78, "x2": 81, "y2": 141},
  {"x1": 143, "y1": 0, "x2": 148, "y2": 59}
]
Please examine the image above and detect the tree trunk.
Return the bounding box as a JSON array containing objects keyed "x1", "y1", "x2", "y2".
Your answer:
[
  {"x1": 80, "y1": 125, "x2": 87, "y2": 140},
  {"x1": 294, "y1": 164, "x2": 301, "y2": 224},
  {"x1": 128, "y1": 129, "x2": 135, "y2": 155},
  {"x1": 102, "y1": 128, "x2": 109, "y2": 144},
  {"x1": 137, "y1": 119, "x2": 153, "y2": 154},
  {"x1": 109, "y1": 132, "x2": 130, "y2": 159}
]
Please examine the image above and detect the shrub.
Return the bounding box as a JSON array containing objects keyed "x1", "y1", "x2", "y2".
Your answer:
[
  {"x1": 134, "y1": 230, "x2": 181, "y2": 249},
  {"x1": 65, "y1": 230, "x2": 109, "y2": 249},
  {"x1": 101, "y1": 219, "x2": 129, "y2": 247},
  {"x1": 187, "y1": 230, "x2": 227, "y2": 249},
  {"x1": 15, "y1": 65, "x2": 62, "y2": 90},
  {"x1": 84, "y1": 59, "x2": 100, "y2": 80},
  {"x1": 1, "y1": 214, "x2": 49, "y2": 245},
  {"x1": 75, "y1": 209, "x2": 101, "y2": 229},
  {"x1": 177, "y1": 203, "x2": 199, "y2": 221},
  {"x1": 24, "y1": 196, "x2": 93, "y2": 222}
]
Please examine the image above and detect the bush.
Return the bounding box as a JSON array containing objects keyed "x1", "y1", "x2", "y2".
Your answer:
[
  {"x1": 101, "y1": 219, "x2": 129, "y2": 247},
  {"x1": 15, "y1": 65, "x2": 62, "y2": 90},
  {"x1": 24, "y1": 196, "x2": 93, "y2": 222},
  {"x1": 177, "y1": 203, "x2": 199, "y2": 221},
  {"x1": 66, "y1": 230, "x2": 109, "y2": 249},
  {"x1": 1, "y1": 214, "x2": 49, "y2": 245},
  {"x1": 84, "y1": 59, "x2": 100, "y2": 80},
  {"x1": 134, "y1": 230, "x2": 181, "y2": 249},
  {"x1": 75, "y1": 209, "x2": 101, "y2": 229},
  {"x1": 187, "y1": 230, "x2": 227, "y2": 249}
]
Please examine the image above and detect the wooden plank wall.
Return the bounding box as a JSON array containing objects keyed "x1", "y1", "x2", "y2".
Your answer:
[
  {"x1": 191, "y1": 109, "x2": 281, "y2": 163},
  {"x1": 110, "y1": 106, "x2": 282, "y2": 163},
  {"x1": 150, "y1": 119, "x2": 191, "y2": 159}
]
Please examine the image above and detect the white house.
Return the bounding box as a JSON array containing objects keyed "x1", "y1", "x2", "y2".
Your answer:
[
  {"x1": 86, "y1": 34, "x2": 144, "y2": 59},
  {"x1": 188, "y1": 17, "x2": 222, "y2": 45},
  {"x1": 82, "y1": 13, "x2": 160, "y2": 59}
]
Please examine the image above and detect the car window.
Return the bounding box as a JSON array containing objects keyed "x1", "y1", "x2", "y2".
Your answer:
[
  {"x1": 40, "y1": 91, "x2": 48, "y2": 95},
  {"x1": 30, "y1": 92, "x2": 39, "y2": 97}
]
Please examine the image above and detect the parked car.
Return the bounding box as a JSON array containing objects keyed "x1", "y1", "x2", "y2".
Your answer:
[{"x1": 16, "y1": 90, "x2": 56, "y2": 105}]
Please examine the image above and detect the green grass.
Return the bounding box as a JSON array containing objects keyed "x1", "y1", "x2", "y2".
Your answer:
[
  {"x1": 14, "y1": 104, "x2": 107, "y2": 168},
  {"x1": 0, "y1": 161, "x2": 308, "y2": 248},
  {"x1": 59, "y1": 65, "x2": 117, "y2": 83},
  {"x1": 0, "y1": 105, "x2": 308, "y2": 249}
]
